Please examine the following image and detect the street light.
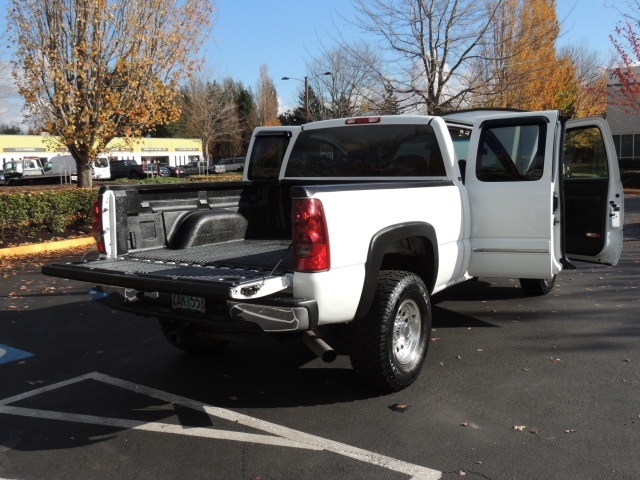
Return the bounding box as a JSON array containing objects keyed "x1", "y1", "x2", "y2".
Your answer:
[{"x1": 282, "y1": 71, "x2": 332, "y2": 123}]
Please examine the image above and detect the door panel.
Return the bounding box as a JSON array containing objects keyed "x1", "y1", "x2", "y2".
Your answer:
[
  {"x1": 564, "y1": 118, "x2": 624, "y2": 265},
  {"x1": 465, "y1": 111, "x2": 561, "y2": 279}
]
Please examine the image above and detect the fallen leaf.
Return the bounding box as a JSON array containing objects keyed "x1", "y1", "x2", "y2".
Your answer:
[
  {"x1": 550, "y1": 358, "x2": 562, "y2": 364},
  {"x1": 389, "y1": 403, "x2": 410, "y2": 413}
]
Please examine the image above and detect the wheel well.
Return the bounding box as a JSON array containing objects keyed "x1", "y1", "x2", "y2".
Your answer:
[
  {"x1": 354, "y1": 223, "x2": 439, "y2": 321},
  {"x1": 379, "y1": 236, "x2": 436, "y2": 292}
]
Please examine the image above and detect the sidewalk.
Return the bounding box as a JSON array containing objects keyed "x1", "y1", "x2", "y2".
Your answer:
[{"x1": 0, "y1": 236, "x2": 95, "y2": 258}]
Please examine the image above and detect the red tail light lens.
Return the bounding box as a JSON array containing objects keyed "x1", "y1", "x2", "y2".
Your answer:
[
  {"x1": 91, "y1": 195, "x2": 107, "y2": 254},
  {"x1": 292, "y1": 198, "x2": 330, "y2": 272}
]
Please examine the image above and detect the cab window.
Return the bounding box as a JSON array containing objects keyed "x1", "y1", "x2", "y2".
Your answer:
[
  {"x1": 247, "y1": 132, "x2": 293, "y2": 180},
  {"x1": 563, "y1": 126, "x2": 608, "y2": 178},
  {"x1": 285, "y1": 124, "x2": 445, "y2": 178},
  {"x1": 476, "y1": 123, "x2": 546, "y2": 181}
]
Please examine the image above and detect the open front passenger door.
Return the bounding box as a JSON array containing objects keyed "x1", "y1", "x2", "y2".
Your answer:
[{"x1": 563, "y1": 117, "x2": 624, "y2": 265}]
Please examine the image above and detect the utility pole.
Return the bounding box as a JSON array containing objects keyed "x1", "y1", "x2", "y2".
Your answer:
[{"x1": 282, "y1": 72, "x2": 332, "y2": 123}]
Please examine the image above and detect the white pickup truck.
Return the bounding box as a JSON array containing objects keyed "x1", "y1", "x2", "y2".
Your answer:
[{"x1": 43, "y1": 110, "x2": 624, "y2": 390}]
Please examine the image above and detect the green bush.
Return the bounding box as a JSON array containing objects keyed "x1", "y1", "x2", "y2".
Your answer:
[
  {"x1": 0, "y1": 188, "x2": 97, "y2": 236},
  {"x1": 110, "y1": 172, "x2": 241, "y2": 185},
  {"x1": 620, "y1": 169, "x2": 640, "y2": 190}
]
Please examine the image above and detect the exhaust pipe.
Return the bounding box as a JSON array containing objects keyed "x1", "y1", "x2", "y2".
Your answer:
[{"x1": 303, "y1": 331, "x2": 337, "y2": 363}]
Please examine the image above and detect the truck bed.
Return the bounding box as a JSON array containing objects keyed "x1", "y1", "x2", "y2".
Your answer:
[
  {"x1": 43, "y1": 239, "x2": 293, "y2": 297},
  {"x1": 42, "y1": 181, "x2": 297, "y2": 297}
]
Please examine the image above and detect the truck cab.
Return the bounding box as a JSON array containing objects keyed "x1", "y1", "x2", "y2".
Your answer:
[{"x1": 3, "y1": 156, "x2": 46, "y2": 184}]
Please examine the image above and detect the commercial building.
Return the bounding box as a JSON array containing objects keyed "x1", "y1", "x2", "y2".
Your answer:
[
  {"x1": 0, "y1": 135, "x2": 203, "y2": 170},
  {"x1": 606, "y1": 67, "x2": 640, "y2": 167}
]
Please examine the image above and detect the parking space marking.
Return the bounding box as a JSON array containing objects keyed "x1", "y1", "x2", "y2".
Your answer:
[
  {"x1": 0, "y1": 372, "x2": 442, "y2": 480},
  {"x1": 0, "y1": 344, "x2": 34, "y2": 365}
]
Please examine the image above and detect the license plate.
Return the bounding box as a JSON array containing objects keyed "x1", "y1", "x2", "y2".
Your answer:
[{"x1": 171, "y1": 294, "x2": 206, "y2": 313}]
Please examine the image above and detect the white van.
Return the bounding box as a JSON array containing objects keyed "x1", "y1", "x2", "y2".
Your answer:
[
  {"x1": 45, "y1": 154, "x2": 111, "y2": 181},
  {"x1": 92, "y1": 156, "x2": 111, "y2": 180}
]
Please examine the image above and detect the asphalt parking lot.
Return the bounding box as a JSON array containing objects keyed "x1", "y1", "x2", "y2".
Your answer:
[{"x1": 0, "y1": 195, "x2": 638, "y2": 480}]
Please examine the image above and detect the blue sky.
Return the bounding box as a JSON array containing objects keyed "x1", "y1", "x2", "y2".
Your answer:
[{"x1": 0, "y1": 0, "x2": 628, "y2": 126}]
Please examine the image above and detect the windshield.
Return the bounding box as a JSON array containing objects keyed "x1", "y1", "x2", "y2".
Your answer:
[
  {"x1": 93, "y1": 157, "x2": 109, "y2": 168},
  {"x1": 285, "y1": 124, "x2": 445, "y2": 178}
]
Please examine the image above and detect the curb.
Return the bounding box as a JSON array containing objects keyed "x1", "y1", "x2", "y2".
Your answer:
[{"x1": 0, "y1": 236, "x2": 95, "y2": 258}]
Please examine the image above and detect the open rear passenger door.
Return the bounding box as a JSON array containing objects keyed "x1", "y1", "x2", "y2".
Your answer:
[
  {"x1": 563, "y1": 117, "x2": 624, "y2": 265},
  {"x1": 463, "y1": 111, "x2": 563, "y2": 280}
]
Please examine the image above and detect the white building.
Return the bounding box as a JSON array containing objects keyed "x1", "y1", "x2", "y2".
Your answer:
[{"x1": 1, "y1": 136, "x2": 203, "y2": 170}]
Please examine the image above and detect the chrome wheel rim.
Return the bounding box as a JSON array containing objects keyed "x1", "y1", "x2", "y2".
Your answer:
[{"x1": 392, "y1": 298, "x2": 421, "y2": 365}]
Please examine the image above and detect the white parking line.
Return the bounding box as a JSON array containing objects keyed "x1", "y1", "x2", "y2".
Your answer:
[{"x1": 0, "y1": 372, "x2": 442, "y2": 480}]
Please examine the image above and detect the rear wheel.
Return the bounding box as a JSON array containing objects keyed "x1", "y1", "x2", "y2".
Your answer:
[
  {"x1": 159, "y1": 319, "x2": 229, "y2": 354},
  {"x1": 348, "y1": 270, "x2": 432, "y2": 391},
  {"x1": 519, "y1": 275, "x2": 557, "y2": 296}
]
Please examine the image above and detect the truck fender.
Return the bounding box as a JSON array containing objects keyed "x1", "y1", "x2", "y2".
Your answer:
[{"x1": 354, "y1": 222, "x2": 438, "y2": 320}]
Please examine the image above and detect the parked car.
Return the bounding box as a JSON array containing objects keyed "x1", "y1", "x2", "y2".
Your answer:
[
  {"x1": 167, "y1": 166, "x2": 186, "y2": 177},
  {"x1": 212, "y1": 157, "x2": 245, "y2": 173},
  {"x1": 145, "y1": 163, "x2": 169, "y2": 177},
  {"x1": 147, "y1": 164, "x2": 187, "y2": 178},
  {"x1": 109, "y1": 159, "x2": 146, "y2": 179},
  {"x1": 183, "y1": 161, "x2": 209, "y2": 176}
]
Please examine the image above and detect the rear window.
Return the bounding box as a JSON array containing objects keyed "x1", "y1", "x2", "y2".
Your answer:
[{"x1": 285, "y1": 124, "x2": 445, "y2": 178}]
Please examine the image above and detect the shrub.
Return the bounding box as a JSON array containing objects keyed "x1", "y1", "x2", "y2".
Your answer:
[
  {"x1": 0, "y1": 188, "x2": 97, "y2": 237},
  {"x1": 620, "y1": 169, "x2": 640, "y2": 190}
]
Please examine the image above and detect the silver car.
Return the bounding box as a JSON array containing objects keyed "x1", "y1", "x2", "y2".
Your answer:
[{"x1": 212, "y1": 157, "x2": 245, "y2": 174}]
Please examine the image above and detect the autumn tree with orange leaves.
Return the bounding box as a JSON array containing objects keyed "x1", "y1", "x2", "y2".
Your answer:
[
  {"x1": 7, "y1": 0, "x2": 214, "y2": 188},
  {"x1": 470, "y1": 0, "x2": 605, "y2": 117}
]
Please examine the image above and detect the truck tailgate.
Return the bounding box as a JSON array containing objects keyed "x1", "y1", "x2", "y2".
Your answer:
[{"x1": 42, "y1": 239, "x2": 293, "y2": 299}]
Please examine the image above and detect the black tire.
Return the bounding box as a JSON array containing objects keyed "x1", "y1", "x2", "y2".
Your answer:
[
  {"x1": 519, "y1": 275, "x2": 557, "y2": 296},
  {"x1": 348, "y1": 270, "x2": 432, "y2": 391},
  {"x1": 159, "y1": 319, "x2": 229, "y2": 355}
]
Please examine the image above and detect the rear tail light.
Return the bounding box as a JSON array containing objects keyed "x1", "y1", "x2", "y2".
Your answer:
[
  {"x1": 91, "y1": 195, "x2": 107, "y2": 254},
  {"x1": 292, "y1": 198, "x2": 330, "y2": 272}
]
